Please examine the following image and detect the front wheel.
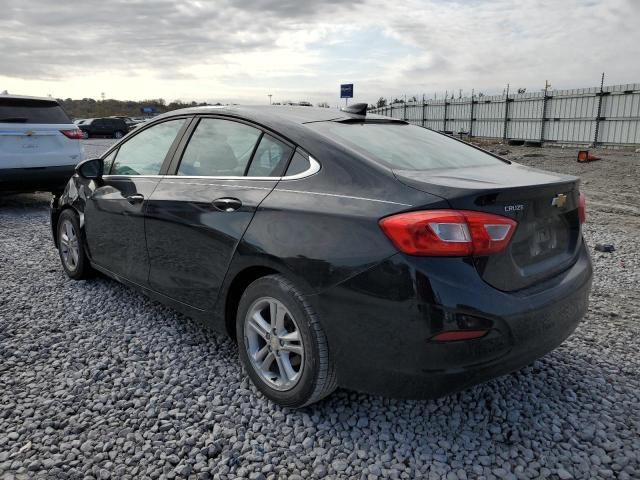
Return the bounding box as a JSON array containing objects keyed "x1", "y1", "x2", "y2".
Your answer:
[
  {"x1": 57, "y1": 209, "x2": 93, "y2": 280},
  {"x1": 236, "y1": 275, "x2": 337, "y2": 408},
  {"x1": 113, "y1": 131, "x2": 124, "y2": 139}
]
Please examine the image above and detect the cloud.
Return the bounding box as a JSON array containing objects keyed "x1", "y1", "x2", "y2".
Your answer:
[{"x1": 1, "y1": 0, "x2": 638, "y2": 104}]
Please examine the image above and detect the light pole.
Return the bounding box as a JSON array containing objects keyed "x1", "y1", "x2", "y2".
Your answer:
[{"x1": 268, "y1": 94, "x2": 272, "y2": 105}]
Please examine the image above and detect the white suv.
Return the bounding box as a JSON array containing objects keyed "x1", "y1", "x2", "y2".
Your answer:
[{"x1": 1, "y1": 95, "x2": 84, "y2": 193}]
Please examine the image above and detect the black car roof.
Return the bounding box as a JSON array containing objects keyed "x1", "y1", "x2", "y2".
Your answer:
[{"x1": 156, "y1": 105, "x2": 389, "y2": 125}]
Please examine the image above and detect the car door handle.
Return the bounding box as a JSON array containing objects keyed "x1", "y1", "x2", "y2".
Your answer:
[
  {"x1": 126, "y1": 194, "x2": 145, "y2": 204},
  {"x1": 212, "y1": 197, "x2": 242, "y2": 212}
]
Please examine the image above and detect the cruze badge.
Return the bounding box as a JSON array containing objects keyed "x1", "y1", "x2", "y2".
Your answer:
[
  {"x1": 551, "y1": 193, "x2": 567, "y2": 208},
  {"x1": 504, "y1": 204, "x2": 524, "y2": 213}
]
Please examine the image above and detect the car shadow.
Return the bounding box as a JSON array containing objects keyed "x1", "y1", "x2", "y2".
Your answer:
[{"x1": 0, "y1": 192, "x2": 52, "y2": 209}]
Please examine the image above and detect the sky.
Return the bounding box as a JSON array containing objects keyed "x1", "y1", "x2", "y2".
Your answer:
[{"x1": 1, "y1": 0, "x2": 639, "y2": 106}]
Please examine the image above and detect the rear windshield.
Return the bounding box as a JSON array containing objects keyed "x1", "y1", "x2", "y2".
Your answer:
[
  {"x1": 0, "y1": 98, "x2": 71, "y2": 124},
  {"x1": 308, "y1": 122, "x2": 503, "y2": 170}
]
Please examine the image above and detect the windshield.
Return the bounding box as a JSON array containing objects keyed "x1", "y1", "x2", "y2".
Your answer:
[{"x1": 308, "y1": 122, "x2": 503, "y2": 171}]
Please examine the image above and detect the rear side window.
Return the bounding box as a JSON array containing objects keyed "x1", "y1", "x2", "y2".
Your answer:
[
  {"x1": 0, "y1": 98, "x2": 71, "y2": 124},
  {"x1": 308, "y1": 122, "x2": 503, "y2": 171},
  {"x1": 111, "y1": 119, "x2": 186, "y2": 175},
  {"x1": 247, "y1": 135, "x2": 293, "y2": 177},
  {"x1": 178, "y1": 118, "x2": 261, "y2": 176},
  {"x1": 285, "y1": 151, "x2": 311, "y2": 176}
]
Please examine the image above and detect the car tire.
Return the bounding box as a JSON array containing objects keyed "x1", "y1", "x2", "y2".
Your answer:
[
  {"x1": 113, "y1": 131, "x2": 124, "y2": 139},
  {"x1": 82, "y1": 131, "x2": 89, "y2": 139},
  {"x1": 57, "y1": 209, "x2": 93, "y2": 280},
  {"x1": 236, "y1": 274, "x2": 337, "y2": 408}
]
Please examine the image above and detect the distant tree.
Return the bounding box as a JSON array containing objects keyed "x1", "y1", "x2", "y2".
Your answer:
[
  {"x1": 392, "y1": 98, "x2": 404, "y2": 104},
  {"x1": 409, "y1": 95, "x2": 418, "y2": 103},
  {"x1": 517, "y1": 88, "x2": 527, "y2": 94},
  {"x1": 478, "y1": 92, "x2": 485, "y2": 98},
  {"x1": 376, "y1": 97, "x2": 387, "y2": 108}
]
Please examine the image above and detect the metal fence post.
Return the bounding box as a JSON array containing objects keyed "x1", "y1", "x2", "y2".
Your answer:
[
  {"x1": 469, "y1": 94, "x2": 475, "y2": 137},
  {"x1": 593, "y1": 72, "x2": 605, "y2": 147},
  {"x1": 503, "y1": 84, "x2": 511, "y2": 141},
  {"x1": 403, "y1": 101, "x2": 407, "y2": 121},
  {"x1": 540, "y1": 82, "x2": 549, "y2": 144},
  {"x1": 443, "y1": 100, "x2": 449, "y2": 132},
  {"x1": 422, "y1": 95, "x2": 426, "y2": 127}
]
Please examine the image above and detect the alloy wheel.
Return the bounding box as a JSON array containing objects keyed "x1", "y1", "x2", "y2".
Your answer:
[
  {"x1": 243, "y1": 297, "x2": 304, "y2": 391},
  {"x1": 59, "y1": 219, "x2": 80, "y2": 272}
]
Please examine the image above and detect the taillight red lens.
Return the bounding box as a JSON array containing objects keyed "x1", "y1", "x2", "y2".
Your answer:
[
  {"x1": 578, "y1": 192, "x2": 586, "y2": 224},
  {"x1": 60, "y1": 129, "x2": 83, "y2": 140},
  {"x1": 379, "y1": 210, "x2": 517, "y2": 256}
]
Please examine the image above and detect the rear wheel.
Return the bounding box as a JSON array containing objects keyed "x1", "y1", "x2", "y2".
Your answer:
[
  {"x1": 113, "y1": 130, "x2": 124, "y2": 139},
  {"x1": 57, "y1": 209, "x2": 92, "y2": 280},
  {"x1": 236, "y1": 275, "x2": 337, "y2": 408}
]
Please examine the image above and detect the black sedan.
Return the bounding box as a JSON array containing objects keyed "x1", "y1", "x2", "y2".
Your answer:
[{"x1": 50, "y1": 104, "x2": 592, "y2": 407}]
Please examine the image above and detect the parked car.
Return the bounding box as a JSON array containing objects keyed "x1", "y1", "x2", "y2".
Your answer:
[
  {"x1": 50, "y1": 104, "x2": 592, "y2": 407},
  {"x1": 110, "y1": 115, "x2": 142, "y2": 129},
  {"x1": 0, "y1": 94, "x2": 83, "y2": 193},
  {"x1": 79, "y1": 117, "x2": 129, "y2": 139}
]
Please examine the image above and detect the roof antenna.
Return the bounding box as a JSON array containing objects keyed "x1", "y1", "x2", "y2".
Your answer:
[{"x1": 340, "y1": 103, "x2": 368, "y2": 116}]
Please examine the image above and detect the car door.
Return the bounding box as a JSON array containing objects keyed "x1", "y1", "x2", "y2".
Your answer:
[
  {"x1": 83, "y1": 117, "x2": 191, "y2": 285},
  {"x1": 145, "y1": 117, "x2": 295, "y2": 310}
]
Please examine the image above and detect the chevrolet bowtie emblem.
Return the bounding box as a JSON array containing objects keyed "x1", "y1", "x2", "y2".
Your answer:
[{"x1": 551, "y1": 193, "x2": 567, "y2": 208}]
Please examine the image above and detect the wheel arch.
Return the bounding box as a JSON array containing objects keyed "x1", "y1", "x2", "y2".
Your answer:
[{"x1": 223, "y1": 265, "x2": 280, "y2": 341}]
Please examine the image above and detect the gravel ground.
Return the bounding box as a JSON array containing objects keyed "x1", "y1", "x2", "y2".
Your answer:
[{"x1": 0, "y1": 141, "x2": 639, "y2": 479}]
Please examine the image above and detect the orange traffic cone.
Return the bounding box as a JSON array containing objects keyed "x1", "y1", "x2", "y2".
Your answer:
[{"x1": 577, "y1": 150, "x2": 601, "y2": 162}]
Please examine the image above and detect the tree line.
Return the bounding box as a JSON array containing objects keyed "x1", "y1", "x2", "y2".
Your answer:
[{"x1": 57, "y1": 98, "x2": 215, "y2": 119}]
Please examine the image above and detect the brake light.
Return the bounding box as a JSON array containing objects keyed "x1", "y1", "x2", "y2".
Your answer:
[
  {"x1": 379, "y1": 210, "x2": 517, "y2": 256},
  {"x1": 578, "y1": 192, "x2": 586, "y2": 224},
  {"x1": 60, "y1": 129, "x2": 83, "y2": 140}
]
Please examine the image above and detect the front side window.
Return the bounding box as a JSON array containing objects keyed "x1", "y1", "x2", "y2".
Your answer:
[
  {"x1": 247, "y1": 135, "x2": 293, "y2": 177},
  {"x1": 111, "y1": 119, "x2": 186, "y2": 175},
  {"x1": 308, "y1": 122, "x2": 503, "y2": 171},
  {"x1": 178, "y1": 119, "x2": 261, "y2": 176}
]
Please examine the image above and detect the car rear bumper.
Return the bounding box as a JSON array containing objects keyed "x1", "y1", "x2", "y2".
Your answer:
[
  {"x1": 309, "y1": 241, "x2": 592, "y2": 398},
  {"x1": 0, "y1": 165, "x2": 75, "y2": 193}
]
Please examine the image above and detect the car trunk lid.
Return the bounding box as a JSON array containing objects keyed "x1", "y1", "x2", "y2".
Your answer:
[{"x1": 394, "y1": 162, "x2": 582, "y2": 291}]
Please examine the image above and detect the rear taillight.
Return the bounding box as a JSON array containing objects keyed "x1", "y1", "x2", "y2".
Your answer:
[
  {"x1": 60, "y1": 129, "x2": 83, "y2": 140},
  {"x1": 379, "y1": 210, "x2": 517, "y2": 256},
  {"x1": 578, "y1": 192, "x2": 586, "y2": 224}
]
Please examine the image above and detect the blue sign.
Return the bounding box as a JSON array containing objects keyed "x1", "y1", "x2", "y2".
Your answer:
[
  {"x1": 340, "y1": 84, "x2": 353, "y2": 99},
  {"x1": 141, "y1": 106, "x2": 155, "y2": 114}
]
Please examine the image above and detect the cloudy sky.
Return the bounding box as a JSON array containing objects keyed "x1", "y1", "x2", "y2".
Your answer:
[{"x1": 1, "y1": 0, "x2": 639, "y2": 105}]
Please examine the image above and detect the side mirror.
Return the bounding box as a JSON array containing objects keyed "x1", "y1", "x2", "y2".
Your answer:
[{"x1": 75, "y1": 158, "x2": 104, "y2": 180}]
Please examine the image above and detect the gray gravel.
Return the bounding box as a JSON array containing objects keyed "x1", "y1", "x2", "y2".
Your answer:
[{"x1": 1, "y1": 142, "x2": 639, "y2": 479}]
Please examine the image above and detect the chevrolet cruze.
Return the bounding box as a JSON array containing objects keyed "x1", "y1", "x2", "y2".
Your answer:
[{"x1": 51, "y1": 104, "x2": 592, "y2": 407}]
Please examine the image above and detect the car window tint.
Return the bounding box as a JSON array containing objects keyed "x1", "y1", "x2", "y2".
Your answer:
[
  {"x1": 0, "y1": 98, "x2": 71, "y2": 124},
  {"x1": 103, "y1": 149, "x2": 118, "y2": 174},
  {"x1": 247, "y1": 135, "x2": 293, "y2": 177},
  {"x1": 178, "y1": 119, "x2": 261, "y2": 176},
  {"x1": 111, "y1": 119, "x2": 186, "y2": 175},
  {"x1": 308, "y1": 123, "x2": 503, "y2": 171},
  {"x1": 285, "y1": 151, "x2": 311, "y2": 176}
]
